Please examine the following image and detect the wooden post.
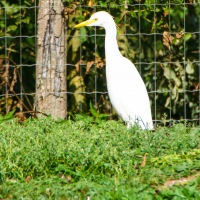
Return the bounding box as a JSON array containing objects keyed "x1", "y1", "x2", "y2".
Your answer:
[{"x1": 35, "y1": 0, "x2": 66, "y2": 119}]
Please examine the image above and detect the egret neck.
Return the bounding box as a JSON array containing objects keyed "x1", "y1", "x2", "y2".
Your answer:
[{"x1": 104, "y1": 22, "x2": 121, "y2": 62}]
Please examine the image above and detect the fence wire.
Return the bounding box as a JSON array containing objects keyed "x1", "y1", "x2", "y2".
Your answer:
[{"x1": 1, "y1": 1, "x2": 200, "y2": 125}]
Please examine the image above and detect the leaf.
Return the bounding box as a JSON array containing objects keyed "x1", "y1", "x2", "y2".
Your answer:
[
  {"x1": 79, "y1": 27, "x2": 87, "y2": 44},
  {"x1": 130, "y1": 10, "x2": 137, "y2": 18},
  {"x1": 141, "y1": 153, "x2": 147, "y2": 167},
  {"x1": 6, "y1": 25, "x2": 18, "y2": 32},
  {"x1": 25, "y1": 175, "x2": 32, "y2": 183},
  {"x1": 162, "y1": 31, "x2": 174, "y2": 50},
  {"x1": 0, "y1": 172, "x2": 4, "y2": 184},
  {"x1": 21, "y1": 16, "x2": 30, "y2": 24},
  {"x1": 95, "y1": 57, "x2": 104, "y2": 69},
  {"x1": 0, "y1": 110, "x2": 16, "y2": 124},
  {"x1": 98, "y1": 113, "x2": 110, "y2": 119},
  {"x1": 86, "y1": 61, "x2": 94, "y2": 74},
  {"x1": 162, "y1": 65, "x2": 181, "y2": 88},
  {"x1": 176, "y1": 31, "x2": 184, "y2": 39},
  {"x1": 186, "y1": 61, "x2": 194, "y2": 74},
  {"x1": 184, "y1": 33, "x2": 192, "y2": 42},
  {"x1": 174, "y1": 163, "x2": 189, "y2": 172},
  {"x1": 4, "y1": 109, "x2": 16, "y2": 120},
  {"x1": 172, "y1": 38, "x2": 181, "y2": 46},
  {"x1": 89, "y1": 101, "x2": 98, "y2": 117},
  {"x1": 172, "y1": 86, "x2": 177, "y2": 100},
  {"x1": 88, "y1": 0, "x2": 94, "y2": 6},
  {"x1": 163, "y1": 97, "x2": 170, "y2": 108}
]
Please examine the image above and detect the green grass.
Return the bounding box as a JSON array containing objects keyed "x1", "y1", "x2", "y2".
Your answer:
[{"x1": 0, "y1": 116, "x2": 200, "y2": 199}]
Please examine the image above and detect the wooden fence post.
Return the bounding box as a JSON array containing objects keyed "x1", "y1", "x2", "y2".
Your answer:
[{"x1": 35, "y1": 0, "x2": 66, "y2": 119}]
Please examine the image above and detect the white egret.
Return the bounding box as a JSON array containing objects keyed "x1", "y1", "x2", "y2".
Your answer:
[{"x1": 75, "y1": 11, "x2": 153, "y2": 130}]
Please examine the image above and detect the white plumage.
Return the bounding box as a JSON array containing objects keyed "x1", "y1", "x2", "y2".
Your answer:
[{"x1": 75, "y1": 11, "x2": 153, "y2": 130}]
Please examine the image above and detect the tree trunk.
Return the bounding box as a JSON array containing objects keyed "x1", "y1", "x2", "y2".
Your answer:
[{"x1": 35, "y1": 0, "x2": 66, "y2": 119}]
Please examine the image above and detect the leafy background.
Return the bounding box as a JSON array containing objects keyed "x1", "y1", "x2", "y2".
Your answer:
[{"x1": 0, "y1": 0, "x2": 200, "y2": 124}]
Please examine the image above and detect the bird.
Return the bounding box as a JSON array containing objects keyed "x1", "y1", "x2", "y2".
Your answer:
[{"x1": 75, "y1": 11, "x2": 154, "y2": 130}]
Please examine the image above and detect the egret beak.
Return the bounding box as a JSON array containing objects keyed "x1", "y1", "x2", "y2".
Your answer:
[{"x1": 75, "y1": 18, "x2": 97, "y2": 28}]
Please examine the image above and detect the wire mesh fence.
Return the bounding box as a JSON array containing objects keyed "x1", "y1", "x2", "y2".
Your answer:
[
  {"x1": 0, "y1": 1, "x2": 37, "y2": 117},
  {"x1": 1, "y1": 0, "x2": 200, "y2": 125}
]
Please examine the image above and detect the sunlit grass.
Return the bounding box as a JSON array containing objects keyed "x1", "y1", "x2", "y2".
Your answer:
[{"x1": 0, "y1": 116, "x2": 200, "y2": 199}]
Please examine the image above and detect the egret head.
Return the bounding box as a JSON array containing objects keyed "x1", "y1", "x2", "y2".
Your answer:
[{"x1": 75, "y1": 11, "x2": 114, "y2": 29}]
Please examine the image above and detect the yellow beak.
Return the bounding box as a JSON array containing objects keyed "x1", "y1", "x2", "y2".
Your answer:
[{"x1": 75, "y1": 18, "x2": 97, "y2": 28}]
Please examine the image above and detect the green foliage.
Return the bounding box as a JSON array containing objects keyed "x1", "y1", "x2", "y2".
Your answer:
[
  {"x1": 0, "y1": 117, "x2": 200, "y2": 198},
  {"x1": 0, "y1": 109, "x2": 15, "y2": 123},
  {"x1": 89, "y1": 101, "x2": 110, "y2": 123},
  {"x1": 67, "y1": 1, "x2": 200, "y2": 121},
  {"x1": 0, "y1": 0, "x2": 36, "y2": 114}
]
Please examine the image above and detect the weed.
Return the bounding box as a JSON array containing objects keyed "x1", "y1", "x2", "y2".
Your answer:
[{"x1": 0, "y1": 117, "x2": 200, "y2": 199}]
